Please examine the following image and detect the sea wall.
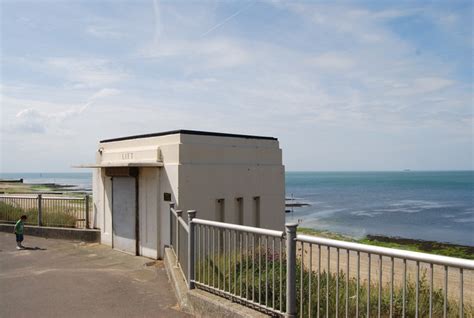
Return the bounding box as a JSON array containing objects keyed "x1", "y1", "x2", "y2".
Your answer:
[{"x1": 0, "y1": 224, "x2": 100, "y2": 242}]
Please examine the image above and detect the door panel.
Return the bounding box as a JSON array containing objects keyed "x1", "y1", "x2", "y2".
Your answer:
[{"x1": 112, "y1": 177, "x2": 136, "y2": 254}]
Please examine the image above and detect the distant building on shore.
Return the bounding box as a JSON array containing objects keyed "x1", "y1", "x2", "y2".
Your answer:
[{"x1": 78, "y1": 130, "x2": 285, "y2": 259}]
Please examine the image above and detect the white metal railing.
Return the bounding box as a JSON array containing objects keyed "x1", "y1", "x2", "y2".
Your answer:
[
  {"x1": 168, "y1": 203, "x2": 474, "y2": 318},
  {"x1": 169, "y1": 204, "x2": 190, "y2": 281},
  {"x1": 295, "y1": 235, "x2": 474, "y2": 318},
  {"x1": 192, "y1": 217, "x2": 287, "y2": 316},
  {"x1": 0, "y1": 194, "x2": 91, "y2": 228}
]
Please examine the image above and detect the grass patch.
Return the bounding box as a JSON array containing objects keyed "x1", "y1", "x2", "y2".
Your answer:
[
  {"x1": 0, "y1": 201, "x2": 78, "y2": 227},
  {"x1": 298, "y1": 228, "x2": 474, "y2": 260},
  {"x1": 30, "y1": 185, "x2": 54, "y2": 192}
]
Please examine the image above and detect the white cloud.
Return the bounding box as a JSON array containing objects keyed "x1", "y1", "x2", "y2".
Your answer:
[
  {"x1": 307, "y1": 53, "x2": 355, "y2": 70},
  {"x1": 201, "y1": 2, "x2": 254, "y2": 37},
  {"x1": 383, "y1": 77, "x2": 455, "y2": 97},
  {"x1": 140, "y1": 37, "x2": 251, "y2": 70},
  {"x1": 90, "y1": 88, "x2": 121, "y2": 100},
  {"x1": 86, "y1": 25, "x2": 124, "y2": 39},
  {"x1": 13, "y1": 108, "x2": 46, "y2": 133},
  {"x1": 11, "y1": 88, "x2": 120, "y2": 134},
  {"x1": 46, "y1": 58, "x2": 127, "y2": 88},
  {"x1": 152, "y1": 0, "x2": 163, "y2": 45},
  {"x1": 413, "y1": 77, "x2": 454, "y2": 93},
  {"x1": 140, "y1": 0, "x2": 251, "y2": 70}
]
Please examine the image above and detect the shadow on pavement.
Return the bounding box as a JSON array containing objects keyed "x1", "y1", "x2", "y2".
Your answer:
[{"x1": 21, "y1": 246, "x2": 47, "y2": 251}]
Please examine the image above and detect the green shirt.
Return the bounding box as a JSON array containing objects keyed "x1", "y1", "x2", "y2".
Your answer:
[{"x1": 14, "y1": 220, "x2": 24, "y2": 235}]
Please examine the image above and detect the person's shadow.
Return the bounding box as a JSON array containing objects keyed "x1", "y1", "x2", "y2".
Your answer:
[{"x1": 22, "y1": 246, "x2": 47, "y2": 251}]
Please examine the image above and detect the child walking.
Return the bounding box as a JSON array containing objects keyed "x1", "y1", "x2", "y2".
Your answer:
[{"x1": 14, "y1": 215, "x2": 27, "y2": 249}]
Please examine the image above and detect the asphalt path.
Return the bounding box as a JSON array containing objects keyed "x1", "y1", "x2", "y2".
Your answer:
[{"x1": 0, "y1": 233, "x2": 190, "y2": 318}]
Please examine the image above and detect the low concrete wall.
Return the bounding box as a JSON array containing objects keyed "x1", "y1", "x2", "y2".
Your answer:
[
  {"x1": 0, "y1": 224, "x2": 100, "y2": 242},
  {"x1": 163, "y1": 247, "x2": 268, "y2": 318}
]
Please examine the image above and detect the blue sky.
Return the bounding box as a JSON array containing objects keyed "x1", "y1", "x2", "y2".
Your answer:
[{"x1": 0, "y1": 0, "x2": 472, "y2": 172}]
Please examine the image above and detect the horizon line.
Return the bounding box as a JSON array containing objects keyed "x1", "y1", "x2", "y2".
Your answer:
[{"x1": 1, "y1": 169, "x2": 473, "y2": 174}]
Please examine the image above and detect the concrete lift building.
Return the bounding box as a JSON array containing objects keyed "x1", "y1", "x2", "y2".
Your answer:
[{"x1": 79, "y1": 130, "x2": 285, "y2": 259}]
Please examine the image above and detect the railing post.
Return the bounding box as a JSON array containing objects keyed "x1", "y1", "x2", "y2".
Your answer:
[
  {"x1": 85, "y1": 195, "x2": 90, "y2": 229},
  {"x1": 175, "y1": 209, "x2": 183, "y2": 267},
  {"x1": 286, "y1": 223, "x2": 298, "y2": 318},
  {"x1": 37, "y1": 194, "x2": 42, "y2": 226},
  {"x1": 187, "y1": 210, "x2": 197, "y2": 289}
]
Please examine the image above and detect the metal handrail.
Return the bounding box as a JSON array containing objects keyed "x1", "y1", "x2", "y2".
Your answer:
[
  {"x1": 0, "y1": 194, "x2": 84, "y2": 200},
  {"x1": 192, "y1": 218, "x2": 285, "y2": 238},
  {"x1": 171, "y1": 207, "x2": 189, "y2": 233},
  {"x1": 170, "y1": 207, "x2": 179, "y2": 217},
  {"x1": 0, "y1": 195, "x2": 38, "y2": 199},
  {"x1": 39, "y1": 196, "x2": 85, "y2": 200},
  {"x1": 178, "y1": 217, "x2": 189, "y2": 233},
  {"x1": 296, "y1": 234, "x2": 474, "y2": 269}
]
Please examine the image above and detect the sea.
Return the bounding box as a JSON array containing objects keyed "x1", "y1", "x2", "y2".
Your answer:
[
  {"x1": 286, "y1": 171, "x2": 473, "y2": 246},
  {"x1": 1, "y1": 171, "x2": 473, "y2": 246}
]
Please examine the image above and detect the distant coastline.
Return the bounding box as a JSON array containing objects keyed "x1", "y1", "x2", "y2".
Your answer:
[{"x1": 0, "y1": 173, "x2": 92, "y2": 195}]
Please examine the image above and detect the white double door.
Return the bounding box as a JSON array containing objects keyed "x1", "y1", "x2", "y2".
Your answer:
[{"x1": 112, "y1": 177, "x2": 136, "y2": 254}]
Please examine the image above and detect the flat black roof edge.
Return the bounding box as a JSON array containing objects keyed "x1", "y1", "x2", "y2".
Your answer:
[{"x1": 100, "y1": 129, "x2": 278, "y2": 143}]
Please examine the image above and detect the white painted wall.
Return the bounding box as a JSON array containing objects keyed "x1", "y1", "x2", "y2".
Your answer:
[
  {"x1": 158, "y1": 165, "x2": 178, "y2": 257},
  {"x1": 102, "y1": 172, "x2": 113, "y2": 246},
  {"x1": 177, "y1": 135, "x2": 285, "y2": 231},
  {"x1": 138, "y1": 168, "x2": 159, "y2": 258},
  {"x1": 91, "y1": 168, "x2": 100, "y2": 230}
]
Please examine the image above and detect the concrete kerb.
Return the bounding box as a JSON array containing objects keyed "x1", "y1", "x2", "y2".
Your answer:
[
  {"x1": 163, "y1": 247, "x2": 269, "y2": 318},
  {"x1": 164, "y1": 247, "x2": 192, "y2": 313},
  {"x1": 0, "y1": 223, "x2": 100, "y2": 242}
]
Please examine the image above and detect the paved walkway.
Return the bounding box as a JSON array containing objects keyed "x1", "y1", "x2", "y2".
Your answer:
[{"x1": 0, "y1": 233, "x2": 190, "y2": 318}]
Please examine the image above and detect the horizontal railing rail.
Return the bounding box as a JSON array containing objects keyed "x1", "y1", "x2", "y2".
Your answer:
[
  {"x1": 0, "y1": 194, "x2": 91, "y2": 229},
  {"x1": 192, "y1": 218, "x2": 284, "y2": 238},
  {"x1": 0, "y1": 194, "x2": 40, "y2": 199},
  {"x1": 0, "y1": 194, "x2": 84, "y2": 200},
  {"x1": 168, "y1": 203, "x2": 473, "y2": 318}
]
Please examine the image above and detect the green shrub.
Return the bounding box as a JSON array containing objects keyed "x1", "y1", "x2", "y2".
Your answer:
[{"x1": 0, "y1": 201, "x2": 39, "y2": 225}]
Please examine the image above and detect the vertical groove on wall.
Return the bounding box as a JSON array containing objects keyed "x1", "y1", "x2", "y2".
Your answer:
[{"x1": 135, "y1": 174, "x2": 139, "y2": 256}]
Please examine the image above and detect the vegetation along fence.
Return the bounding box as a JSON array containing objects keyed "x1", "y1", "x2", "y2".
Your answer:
[
  {"x1": 169, "y1": 203, "x2": 474, "y2": 317},
  {"x1": 0, "y1": 194, "x2": 91, "y2": 228}
]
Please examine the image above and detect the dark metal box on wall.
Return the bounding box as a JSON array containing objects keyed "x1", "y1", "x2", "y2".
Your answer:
[{"x1": 105, "y1": 167, "x2": 139, "y2": 177}]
